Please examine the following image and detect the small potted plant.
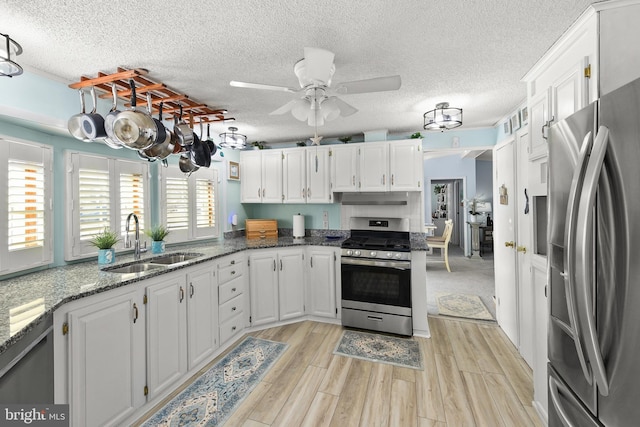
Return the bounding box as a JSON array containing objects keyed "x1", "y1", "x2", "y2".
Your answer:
[
  {"x1": 145, "y1": 225, "x2": 170, "y2": 254},
  {"x1": 251, "y1": 141, "x2": 267, "y2": 150},
  {"x1": 410, "y1": 132, "x2": 423, "y2": 139},
  {"x1": 89, "y1": 228, "x2": 120, "y2": 265},
  {"x1": 338, "y1": 136, "x2": 352, "y2": 144}
]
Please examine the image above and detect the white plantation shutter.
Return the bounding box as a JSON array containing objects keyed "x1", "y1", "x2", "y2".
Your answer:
[
  {"x1": 65, "y1": 152, "x2": 149, "y2": 260},
  {"x1": 0, "y1": 137, "x2": 53, "y2": 274},
  {"x1": 161, "y1": 167, "x2": 219, "y2": 242},
  {"x1": 78, "y1": 168, "x2": 110, "y2": 241}
]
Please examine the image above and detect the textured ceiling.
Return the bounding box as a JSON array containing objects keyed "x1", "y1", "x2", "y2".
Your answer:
[{"x1": 0, "y1": 0, "x2": 597, "y2": 143}]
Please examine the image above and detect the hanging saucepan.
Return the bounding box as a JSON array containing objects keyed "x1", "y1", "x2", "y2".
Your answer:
[
  {"x1": 103, "y1": 83, "x2": 123, "y2": 149},
  {"x1": 205, "y1": 123, "x2": 217, "y2": 156},
  {"x1": 173, "y1": 105, "x2": 194, "y2": 146},
  {"x1": 190, "y1": 121, "x2": 211, "y2": 168},
  {"x1": 142, "y1": 102, "x2": 175, "y2": 160},
  {"x1": 112, "y1": 79, "x2": 157, "y2": 150},
  {"x1": 179, "y1": 153, "x2": 199, "y2": 176},
  {"x1": 80, "y1": 86, "x2": 107, "y2": 141},
  {"x1": 68, "y1": 89, "x2": 91, "y2": 142}
]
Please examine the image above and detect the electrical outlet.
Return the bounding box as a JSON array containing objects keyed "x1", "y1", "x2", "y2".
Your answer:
[{"x1": 322, "y1": 211, "x2": 329, "y2": 229}]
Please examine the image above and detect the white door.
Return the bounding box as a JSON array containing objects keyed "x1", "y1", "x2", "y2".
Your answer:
[
  {"x1": 68, "y1": 289, "x2": 146, "y2": 427},
  {"x1": 331, "y1": 145, "x2": 358, "y2": 191},
  {"x1": 240, "y1": 150, "x2": 262, "y2": 203},
  {"x1": 493, "y1": 139, "x2": 518, "y2": 345},
  {"x1": 516, "y1": 129, "x2": 534, "y2": 367},
  {"x1": 307, "y1": 247, "x2": 336, "y2": 318},
  {"x1": 306, "y1": 146, "x2": 332, "y2": 203},
  {"x1": 187, "y1": 265, "x2": 217, "y2": 370},
  {"x1": 249, "y1": 251, "x2": 279, "y2": 326},
  {"x1": 278, "y1": 250, "x2": 305, "y2": 320},
  {"x1": 146, "y1": 274, "x2": 188, "y2": 400},
  {"x1": 283, "y1": 148, "x2": 306, "y2": 203},
  {"x1": 261, "y1": 150, "x2": 283, "y2": 203},
  {"x1": 359, "y1": 143, "x2": 388, "y2": 191}
]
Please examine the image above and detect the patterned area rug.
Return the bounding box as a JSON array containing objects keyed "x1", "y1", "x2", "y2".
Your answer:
[
  {"x1": 437, "y1": 292, "x2": 494, "y2": 320},
  {"x1": 140, "y1": 336, "x2": 287, "y2": 427},
  {"x1": 334, "y1": 330, "x2": 423, "y2": 370}
]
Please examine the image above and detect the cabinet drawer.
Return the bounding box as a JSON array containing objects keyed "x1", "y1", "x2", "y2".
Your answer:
[
  {"x1": 218, "y1": 263, "x2": 243, "y2": 285},
  {"x1": 219, "y1": 312, "x2": 244, "y2": 344},
  {"x1": 246, "y1": 219, "x2": 278, "y2": 240},
  {"x1": 217, "y1": 254, "x2": 244, "y2": 269},
  {"x1": 219, "y1": 276, "x2": 244, "y2": 304},
  {"x1": 219, "y1": 294, "x2": 244, "y2": 324},
  {"x1": 246, "y1": 230, "x2": 278, "y2": 240}
]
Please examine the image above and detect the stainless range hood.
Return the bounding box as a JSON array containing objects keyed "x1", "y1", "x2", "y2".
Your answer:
[{"x1": 339, "y1": 192, "x2": 408, "y2": 206}]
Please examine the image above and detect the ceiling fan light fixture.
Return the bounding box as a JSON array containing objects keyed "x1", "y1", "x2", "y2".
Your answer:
[
  {"x1": 0, "y1": 32, "x2": 23, "y2": 77},
  {"x1": 321, "y1": 98, "x2": 340, "y2": 121},
  {"x1": 219, "y1": 126, "x2": 247, "y2": 149},
  {"x1": 423, "y1": 102, "x2": 462, "y2": 131}
]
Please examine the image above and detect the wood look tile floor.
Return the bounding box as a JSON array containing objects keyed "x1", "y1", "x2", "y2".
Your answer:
[{"x1": 137, "y1": 317, "x2": 544, "y2": 427}]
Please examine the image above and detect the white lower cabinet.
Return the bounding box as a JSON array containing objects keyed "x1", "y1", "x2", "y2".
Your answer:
[
  {"x1": 186, "y1": 265, "x2": 218, "y2": 370},
  {"x1": 307, "y1": 247, "x2": 337, "y2": 318},
  {"x1": 66, "y1": 287, "x2": 146, "y2": 427},
  {"x1": 217, "y1": 253, "x2": 247, "y2": 344},
  {"x1": 249, "y1": 248, "x2": 305, "y2": 326}
]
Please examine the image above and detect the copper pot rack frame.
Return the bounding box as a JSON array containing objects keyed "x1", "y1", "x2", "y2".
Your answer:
[{"x1": 68, "y1": 67, "x2": 233, "y2": 126}]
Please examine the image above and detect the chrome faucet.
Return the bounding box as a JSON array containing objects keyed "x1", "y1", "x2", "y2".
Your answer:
[{"x1": 125, "y1": 213, "x2": 146, "y2": 260}]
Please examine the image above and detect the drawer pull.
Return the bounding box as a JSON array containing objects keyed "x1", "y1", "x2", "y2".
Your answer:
[
  {"x1": 230, "y1": 260, "x2": 235, "y2": 265},
  {"x1": 232, "y1": 287, "x2": 237, "y2": 292},
  {"x1": 232, "y1": 306, "x2": 237, "y2": 311},
  {"x1": 367, "y1": 315, "x2": 383, "y2": 322},
  {"x1": 232, "y1": 326, "x2": 237, "y2": 331},
  {"x1": 179, "y1": 287, "x2": 184, "y2": 303},
  {"x1": 231, "y1": 270, "x2": 236, "y2": 275}
]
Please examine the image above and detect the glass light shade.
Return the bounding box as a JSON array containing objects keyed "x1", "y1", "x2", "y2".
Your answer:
[
  {"x1": 219, "y1": 127, "x2": 247, "y2": 149},
  {"x1": 423, "y1": 102, "x2": 462, "y2": 131},
  {"x1": 0, "y1": 33, "x2": 23, "y2": 77}
]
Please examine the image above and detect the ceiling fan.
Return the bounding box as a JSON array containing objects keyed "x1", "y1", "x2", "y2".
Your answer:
[{"x1": 230, "y1": 47, "x2": 401, "y2": 126}]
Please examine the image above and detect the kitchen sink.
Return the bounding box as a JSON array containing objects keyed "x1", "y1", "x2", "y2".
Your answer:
[
  {"x1": 147, "y1": 253, "x2": 203, "y2": 266},
  {"x1": 103, "y1": 263, "x2": 167, "y2": 274}
]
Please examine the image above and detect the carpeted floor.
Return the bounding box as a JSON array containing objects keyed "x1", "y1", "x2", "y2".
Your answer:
[{"x1": 426, "y1": 244, "x2": 496, "y2": 319}]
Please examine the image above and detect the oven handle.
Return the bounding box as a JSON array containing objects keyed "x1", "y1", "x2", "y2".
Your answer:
[{"x1": 341, "y1": 257, "x2": 411, "y2": 270}]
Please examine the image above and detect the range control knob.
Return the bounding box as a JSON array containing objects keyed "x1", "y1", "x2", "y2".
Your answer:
[
  {"x1": 386, "y1": 252, "x2": 393, "y2": 258},
  {"x1": 395, "y1": 253, "x2": 403, "y2": 259},
  {"x1": 346, "y1": 250, "x2": 353, "y2": 256},
  {"x1": 354, "y1": 250, "x2": 361, "y2": 256},
  {"x1": 370, "y1": 251, "x2": 377, "y2": 257}
]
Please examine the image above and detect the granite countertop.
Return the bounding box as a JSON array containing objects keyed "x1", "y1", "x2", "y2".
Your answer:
[{"x1": 0, "y1": 232, "x2": 429, "y2": 356}]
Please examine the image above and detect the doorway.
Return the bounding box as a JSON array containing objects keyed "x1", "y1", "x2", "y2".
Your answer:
[{"x1": 428, "y1": 178, "x2": 465, "y2": 250}]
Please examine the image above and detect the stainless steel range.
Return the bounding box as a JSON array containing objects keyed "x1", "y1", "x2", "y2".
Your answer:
[{"x1": 341, "y1": 217, "x2": 412, "y2": 336}]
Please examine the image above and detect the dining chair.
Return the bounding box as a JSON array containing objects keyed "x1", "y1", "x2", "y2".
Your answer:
[{"x1": 426, "y1": 219, "x2": 454, "y2": 272}]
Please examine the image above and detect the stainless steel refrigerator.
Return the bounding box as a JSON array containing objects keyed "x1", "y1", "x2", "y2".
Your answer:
[{"x1": 548, "y1": 76, "x2": 640, "y2": 426}]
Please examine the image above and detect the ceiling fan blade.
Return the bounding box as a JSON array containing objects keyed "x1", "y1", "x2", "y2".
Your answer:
[
  {"x1": 304, "y1": 47, "x2": 335, "y2": 84},
  {"x1": 334, "y1": 75, "x2": 401, "y2": 94},
  {"x1": 230, "y1": 80, "x2": 297, "y2": 93},
  {"x1": 270, "y1": 100, "x2": 299, "y2": 115},
  {"x1": 332, "y1": 97, "x2": 358, "y2": 117}
]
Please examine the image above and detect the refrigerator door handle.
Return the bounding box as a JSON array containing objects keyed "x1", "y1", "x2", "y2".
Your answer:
[
  {"x1": 563, "y1": 130, "x2": 594, "y2": 385},
  {"x1": 575, "y1": 125, "x2": 610, "y2": 396},
  {"x1": 549, "y1": 375, "x2": 577, "y2": 427}
]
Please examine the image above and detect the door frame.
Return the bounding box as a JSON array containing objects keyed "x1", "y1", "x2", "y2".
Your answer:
[{"x1": 427, "y1": 176, "x2": 468, "y2": 255}]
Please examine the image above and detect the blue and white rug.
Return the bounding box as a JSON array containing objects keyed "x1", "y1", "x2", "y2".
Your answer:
[
  {"x1": 334, "y1": 330, "x2": 423, "y2": 370},
  {"x1": 141, "y1": 336, "x2": 287, "y2": 427}
]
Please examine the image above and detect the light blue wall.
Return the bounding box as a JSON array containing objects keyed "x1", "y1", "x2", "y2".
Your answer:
[
  {"x1": 420, "y1": 127, "x2": 497, "y2": 149},
  {"x1": 249, "y1": 203, "x2": 341, "y2": 229}
]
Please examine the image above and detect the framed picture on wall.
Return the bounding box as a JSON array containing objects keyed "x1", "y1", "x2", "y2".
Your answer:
[
  {"x1": 511, "y1": 112, "x2": 521, "y2": 131},
  {"x1": 228, "y1": 161, "x2": 240, "y2": 180},
  {"x1": 503, "y1": 120, "x2": 512, "y2": 135},
  {"x1": 521, "y1": 106, "x2": 529, "y2": 124}
]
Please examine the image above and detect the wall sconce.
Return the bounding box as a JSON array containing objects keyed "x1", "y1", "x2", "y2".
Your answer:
[{"x1": 0, "y1": 32, "x2": 23, "y2": 77}]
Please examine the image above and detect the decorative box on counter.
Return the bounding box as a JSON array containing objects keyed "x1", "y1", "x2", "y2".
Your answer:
[{"x1": 245, "y1": 219, "x2": 278, "y2": 240}]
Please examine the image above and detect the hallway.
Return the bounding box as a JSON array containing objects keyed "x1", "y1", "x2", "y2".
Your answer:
[{"x1": 426, "y1": 244, "x2": 496, "y2": 320}]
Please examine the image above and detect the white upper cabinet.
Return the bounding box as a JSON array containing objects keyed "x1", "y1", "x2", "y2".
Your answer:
[
  {"x1": 389, "y1": 139, "x2": 423, "y2": 191},
  {"x1": 306, "y1": 146, "x2": 332, "y2": 203},
  {"x1": 283, "y1": 147, "x2": 307, "y2": 203},
  {"x1": 331, "y1": 144, "x2": 359, "y2": 192},
  {"x1": 358, "y1": 143, "x2": 389, "y2": 191},
  {"x1": 261, "y1": 150, "x2": 284, "y2": 203},
  {"x1": 240, "y1": 150, "x2": 283, "y2": 203}
]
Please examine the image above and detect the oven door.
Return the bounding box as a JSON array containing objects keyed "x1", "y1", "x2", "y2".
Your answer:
[{"x1": 341, "y1": 257, "x2": 411, "y2": 309}]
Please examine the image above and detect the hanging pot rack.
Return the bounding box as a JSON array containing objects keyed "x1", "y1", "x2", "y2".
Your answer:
[{"x1": 68, "y1": 67, "x2": 233, "y2": 125}]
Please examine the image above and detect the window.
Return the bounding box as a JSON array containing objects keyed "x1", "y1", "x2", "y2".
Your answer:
[
  {"x1": 0, "y1": 137, "x2": 53, "y2": 274},
  {"x1": 161, "y1": 166, "x2": 219, "y2": 243},
  {"x1": 65, "y1": 152, "x2": 150, "y2": 260}
]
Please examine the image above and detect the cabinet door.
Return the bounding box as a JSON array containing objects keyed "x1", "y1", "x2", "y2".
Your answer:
[
  {"x1": 331, "y1": 145, "x2": 358, "y2": 192},
  {"x1": 68, "y1": 289, "x2": 145, "y2": 427},
  {"x1": 283, "y1": 148, "x2": 307, "y2": 203},
  {"x1": 306, "y1": 146, "x2": 332, "y2": 203},
  {"x1": 551, "y1": 60, "x2": 586, "y2": 123},
  {"x1": 529, "y1": 88, "x2": 550, "y2": 160},
  {"x1": 249, "y1": 251, "x2": 279, "y2": 326},
  {"x1": 240, "y1": 150, "x2": 263, "y2": 203},
  {"x1": 146, "y1": 274, "x2": 188, "y2": 400},
  {"x1": 359, "y1": 142, "x2": 388, "y2": 191},
  {"x1": 278, "y1": 250, "x2": 305, "y2": 320},
  {"x1": 187, "y1": 266, "x2": 217, "y2": 370},
  {"x1": 389, "y1": 140, "x2": 422, "y2": 191},
  {"x1": 261, "y1": 150, "x2": 283, "y2": 203},
  {"x1": 307, "y1": 247, "x2": 336, "y2": 318}
]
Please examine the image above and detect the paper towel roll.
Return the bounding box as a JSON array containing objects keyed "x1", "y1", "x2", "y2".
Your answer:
[{"x1": 293, "y1": 214, "x2": 305, "y2": 238}]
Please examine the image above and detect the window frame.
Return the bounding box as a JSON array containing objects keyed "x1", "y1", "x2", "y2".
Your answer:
[
  {"x1": 0, "y1": 136, "x2": 53, "y2": 275},
  {"x1": 65, "y1": 151, "x2": 150, "y2": 261},
  {"x1": 160, "y1": 166, "x2": 220, "y2": 244}
]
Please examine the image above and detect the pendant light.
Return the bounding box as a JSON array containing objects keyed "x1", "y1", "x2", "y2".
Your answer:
[
  {"x1": 219, "y1": 126, "x2": 247, "y2": 149},
  {"x1": 423, "y1": 102, "x2": 462, "y2": 131},
  {"x1": 0, "y1": 32, "x2": 23, "y2": 77}
]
